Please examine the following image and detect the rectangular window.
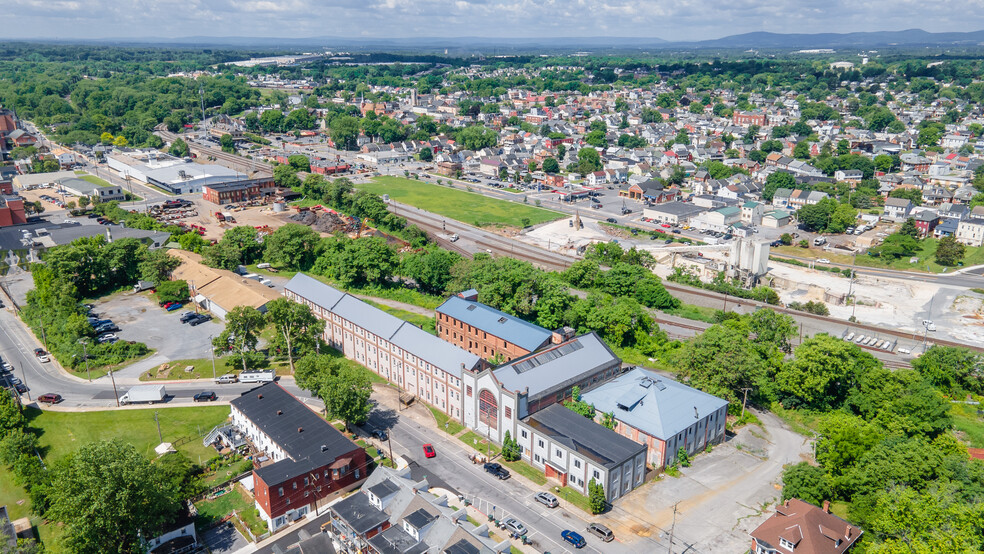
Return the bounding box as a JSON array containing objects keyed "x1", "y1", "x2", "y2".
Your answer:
[
  {"x1": 278, "y1": 487, "x2": 284, "y2": 497},
  {"x1": 504, "y1": 406, "x2": 512, "y2": 419},
  {"x1": 574, "y1": 459, "x2": 581, "y2": 469},
  {"x1": 538, "y1": 439, "x2": 544, "y2": 448},
  {"x1": 521, "y1": 430, "x2": 528, "y2": 439},
  {"x1": 593, "y1": 470, "x2": 600, "y2": 480},
  {"x1": 466, "y1": 386, "x2": 473, "y2": 397},
  {"x1": 556, "y1": 449, "x2": 563, "y2": 457}
]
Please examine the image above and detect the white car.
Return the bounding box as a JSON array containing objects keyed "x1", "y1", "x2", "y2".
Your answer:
[
  {"x1": 449, "y1": 234, "x2": 459, "y2": 242},
  {"x1": 845, "y1": 332, "x2": 855, "y2": 341},
  {"x1": 922, "y1": 319, "x2": 937, "y2": 331},
  {"x1": 855, "y1": 334, "x2": 866, "y2": 343},
  {"x1": 97, "y1": 333, "x2": 118, "y2": 343},
  {"x1": 816, "y1": 258, "x2": 830, "y2": 264}
]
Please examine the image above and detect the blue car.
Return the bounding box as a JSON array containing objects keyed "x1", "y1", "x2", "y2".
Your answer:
[
  {"x1": 166, "y1": 303, "x2": 184, "y2": 311},
  {"x1": 561, "y1": 530, "x2": 585, "y2": 548}
]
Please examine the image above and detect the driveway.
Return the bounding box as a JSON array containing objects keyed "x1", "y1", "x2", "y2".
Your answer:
[
  {"x1": 201, "y1": 521, "x2": 250, "y2": 554},
  {"x1": 91, "y1": 291, "x2": 224, "y2": 378},
  {"x1": 607, "y1": 410, "x2": 811, "y2": 553}
]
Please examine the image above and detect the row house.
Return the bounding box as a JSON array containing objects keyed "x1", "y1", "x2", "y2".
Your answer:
[{"x1": 284, "y1": 274, "x2": 483, "y2": 420}]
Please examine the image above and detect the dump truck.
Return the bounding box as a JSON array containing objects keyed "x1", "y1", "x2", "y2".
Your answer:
[{"x1": 119, "y1": 384, "x2": 167, "y2": 405}]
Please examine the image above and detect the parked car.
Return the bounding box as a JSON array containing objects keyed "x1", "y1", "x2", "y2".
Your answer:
[
  {"x1": 179, "y1": 312, "x2": 198, "y2": 323},
  {"x1": 371, "y1": 429, "x2": 388, "y2": 441},
  {"x1": 97, "y1": 333, "x2": 118, "y2": 344},
  {"x1": 194, "y1": 391, "x2": 217, "y2": 402},
  {"x1": 215, "y1": 374, "x2": 238, "y2": 384},
  {"x1": 37, "y1": 393, "x2": 62, "y2": 404},
  {"x1": 502, "y1": 518, "x2": 527, "y2": 536},
  {"x1": 605, "y1": 217, "x2": 618, "y2": 224},
  {"x1": 166, "y1": 303, "x2": 184, "y2": 312},
  {"x1": 33, "y1": 348, "x2": 49, "y2": 362},
  {"x1": 95, "y1": 323, "x2": 120, "y2": 333},
  {"x1": 14, "y1": 384, "x2": 28, "y2": 395},
  {"x1": 534, "y1": 491, "x2": 559, "y2": 508},
  {"x1": 562, "y1": 530, "x2": 586, "y2": 548},
  {"x1": 816, "y1": 258, "x2": 830, "y2": 264},
  {"x1": 449, "y1": 234, "x2": 459, "y2": 242},
  {"x1": 189, "y1": 314, "x2": 212, "y2": 326},
  {"x1": 483, "y1": 462, "x2": 510, "y2": 480},
  {"x1": 422, "y1": 444, "x2": 436, "y2": 458},
  {"x1": 587, "y1": 523, "x2": 614, "y2": 542},
  {"x1": 0, "y1": 362, "x2": 11, "y2": 373}
]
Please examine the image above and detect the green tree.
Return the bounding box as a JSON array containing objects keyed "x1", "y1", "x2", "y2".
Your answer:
[
  {"x1": 501, "y1": 431, "x2": 520, "y2": 462},
  {"x1": 775, "y1": 335, "x2": 878, "y2": 410},
  {"x1": 265, "y1": 298, "x2": 325, "y2": 373},
  {"x1": 259, "y1": 109, "x2": 284, "y2": 133},
  {"x1": 418, "y1": 147, "x2": 432, "y2": 162},
  {"x1": 263, "y1": 223, "x2": 322, "y2": 270},
  {"x1": 588, "y1": 479, "x2": 606, "y2": 514},
  {"x1": 287, "y1": 154, "x2": 310, "y2": 172},
  {"x1": 675, "y1": 321, "x2": 777, "y2": 407},
  {"x1": 872, "y1": 233, "x2": 919, "y2": 259},
  {"x1": 541, "y1": 157, "x2": 560, "y2": 174},
  {"x1": 763, "y1": 171, "x2": 796, "y2": 202},
  {"x1": 889, "y1": 188, "x2": 923, "y2": 207},
  {"x1": 314, "y1": 236, "x2": 397, "y2": 288},
  {"x1": 781, "y1": 463, "x2": 831, "y2": 505},
  {"x1": 793, "y1": 141, "x2": 811, "y2": 159},
  {"x1": 48, "y1": 440, "x2": 179, "y2": 554},
  {"x1": 576, "y1": 148, "x2": 602, "y2": 174},
  {"x1": 0, "y1": 390, "x2": 25, "y2": 439},
  {"x1": 827, "y1": 203, "x2": 858, "y2": 234},
  {"x1": 138, "y1": 250, "x2": 180, "y2": 284},
  {"x1": 329, "y1": 115, "x2": 361, "y2": 150},
  {"x1": 797, "y1": 198, "x2": 838, "y2": 232},
  {"x1": 219, "y1": 133, "x2": 234, "y2": 154},
  {"x1": 563, "y1": 385, "x2": 596, "y2": 418},
  {"x1": 155, "y1": 280, "x2": 188, "y2": 304},
  {"x1": 911, "y1": 345, "x2": 982, "y2": 394},
  {"x1": 399, "y1": 246, "x2": 462, "y2": 295},
  {"x1": 934, "y1": 235, "x2": 965, "y2": 266},
  {"x1": 317, "y1": 364, "x2": 373, "y2": 426},
  {"x1": 273, "y1": 164, "x2": 301, "y2": 190},
  {"x1": 168, "y1": 138, "x2": 190, "y2": 158},
  {"x1": 213, "y1": 306, "x2": 266, "y2": 371}
]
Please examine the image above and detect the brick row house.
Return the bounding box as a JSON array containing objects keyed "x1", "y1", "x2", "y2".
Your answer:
[
  {"x1": 283, "y1": 274, "x2": 483, "y2": 419},
  {"x1": 230, "y1": 383, "x2": 368, "y2": 532}
]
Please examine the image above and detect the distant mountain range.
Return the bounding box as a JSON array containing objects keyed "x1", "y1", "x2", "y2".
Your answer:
[{"x1": 29, "y1": 28, "x2": 984, "y2": 52}]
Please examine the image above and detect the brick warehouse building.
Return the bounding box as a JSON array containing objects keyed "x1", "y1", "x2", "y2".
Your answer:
[
  {"x1": 201, "y1": 177, "x2": 276, "y2": 205},
  {"x1": 435, "y1": 289, "x2": 553, "y2": 362},
  {"x1": 230, "y1": 383, "x2": 368, "y2": 532}
]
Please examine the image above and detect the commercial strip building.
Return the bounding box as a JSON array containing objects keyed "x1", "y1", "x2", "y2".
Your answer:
[
  {"x1": 230, "y1": 383, "x2": 368, "y2": 532},
  {"x1": 169, "y1": 250, "x2": 281, "y2": 318},
  {"x1": 283, "y1": 274, "x2": 483, "y2": 418},
  {"x1": 580, "y1": 368, "x2": 728, "y2": 468},
  {"x1": 324, "y1": 465, "x2": 509, "y2": 554},
  {"x1": 56, "y1": 177, "x2": 125, "y2": 202},
  {"x1": 435, "y1": 289, "x2": 553, "y2": 362}
]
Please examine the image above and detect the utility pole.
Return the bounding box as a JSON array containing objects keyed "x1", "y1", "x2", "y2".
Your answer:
[
  {"x1": 154, "y1": 411, "x2": 163, "y2": 443},
  {"x1": 79, "y1": 339, "x2": 91, "y2": 382},
  {"x1": 109, "y1": 369, "x2": 119, "y2": 407},
  {"x1": 38, "y1": 320, "x2": 47, "y2": 350},
  {"x1": 387, "y1": 435, "x2": 394, "y2": 463},
  {"x1": 740, "y1": 387, "x2": 752, "y2": 419},
  {"x1": 209, "y1": 335, "x2": 216, "y2": 380},
  {"x1": 667, "y1": 502, "x2": 679, "y2": 554},
  {"x1": 848, "y1": 251, "x2": 858, "y2": 320}
]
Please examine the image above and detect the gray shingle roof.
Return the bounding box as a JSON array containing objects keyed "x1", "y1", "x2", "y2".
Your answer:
[
  {"x1": 523, "y1": 404, "x2": 645, "y2": 469},
  {"x1": 436, "y1": 296, "x2": 552, "y2": 353}
]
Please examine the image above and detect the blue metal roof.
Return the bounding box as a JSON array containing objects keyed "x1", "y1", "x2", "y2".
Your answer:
[
  {"x1": 436, "y1": 296, "x2": 553, "y2": 352},
  {"x1": 581, "y1": 368, "x2": 728, "y2": 442},
  {"x1": 492, "y1": 332, "x2": 618, "y2": 399}
]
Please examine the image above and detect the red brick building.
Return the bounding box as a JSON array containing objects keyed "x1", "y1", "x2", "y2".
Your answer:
[
  {"x1": 436, "y1": 290, "x2": 553, "y2": 362},
  {"x1": 230, "y1": 383, "x2": 368, "y2": 532},
  {"x1": 0, "y1": 197, "x2": 26, "y2": 227},
  {"x1": 733, "y1": 110, "x2": 769, "y2": 127},
  {"x1": 310, "y1": 159, "x2": 351, "y2": 175},
  {"x1": 201, "y1": 177, "x2": 275, "y2": 205}
]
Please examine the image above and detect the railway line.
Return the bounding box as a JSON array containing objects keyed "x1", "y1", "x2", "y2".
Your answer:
[{"x1": 157, "y1": 129, "x2": 273, "y2": 175}]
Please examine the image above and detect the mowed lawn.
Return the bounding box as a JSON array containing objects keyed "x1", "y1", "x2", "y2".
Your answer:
[
  {"x1": 359, "y1": 176, "x2": 562, "y2": 228},
  {"x1": 29, "y1": 405, "x2": 230, "y2": 463}
]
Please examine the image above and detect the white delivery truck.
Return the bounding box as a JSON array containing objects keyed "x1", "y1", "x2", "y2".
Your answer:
[
  {"x1": 239, "y1": 370, "x2": 275, "y2": 383},
  {"x1": 119, "y1": 384, "x2": 167, "y2": 405}
]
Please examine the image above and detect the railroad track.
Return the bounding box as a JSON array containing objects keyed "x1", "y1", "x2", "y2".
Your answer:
[
  {"x1": 157, "y1": 130, "x2": 273, "y2": 175},
  {"x1": 662, "y1": 281, "x2": 984, "y2": 354}
]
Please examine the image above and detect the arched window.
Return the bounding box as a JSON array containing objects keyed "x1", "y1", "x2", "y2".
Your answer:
[{"x1": 479, "y1": 389, "x2": 498, "y2": 430}]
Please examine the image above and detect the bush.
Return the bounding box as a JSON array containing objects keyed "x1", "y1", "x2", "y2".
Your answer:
[
  {"x1": 787, "y1": 300, "x2": 830, "y2": 316},
  {"x1": 156, "y1": 280, "x2": 189, "y2": 304}
]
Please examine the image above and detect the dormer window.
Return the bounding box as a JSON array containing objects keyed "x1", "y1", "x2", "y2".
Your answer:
[{"x1": 779, "y1": 538, "x2": 795, "y2": 551}]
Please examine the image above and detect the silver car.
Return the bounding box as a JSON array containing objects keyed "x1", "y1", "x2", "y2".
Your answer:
[
  {"x1": 534, "y1": 491, "x2": 559, "y2": 508},
  {"x1": 502, "y1": 518, "x2": 527, "y2": 536}
]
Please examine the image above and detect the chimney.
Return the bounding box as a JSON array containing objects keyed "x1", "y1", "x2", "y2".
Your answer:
[
  {"x1": 257, "y1": 394, "x2": 263, "y2": 399},
  {"x1": 277, "y1": 410, "x2": 282, "y2": 416},
  {"x1": 297, "y1": 427, "x2": 303, "y2": 433},
  {"x1": 846, "y1": 525, "x2": 852, "y2": 538},
  {"x1": 822, "y1": 500, "x2": 830, "y2": 513}
]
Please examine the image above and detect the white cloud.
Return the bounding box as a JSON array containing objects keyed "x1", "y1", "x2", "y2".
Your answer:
[{"x1": 5, "y1": 0, "x2": 984, "y2": 41}]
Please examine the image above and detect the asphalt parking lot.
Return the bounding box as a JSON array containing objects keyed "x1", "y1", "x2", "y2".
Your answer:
[{"x1": 91, "y1": 291, "x2": 223, "y2": 361}]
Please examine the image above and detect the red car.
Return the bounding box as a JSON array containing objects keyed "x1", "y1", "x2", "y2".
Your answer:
[{"x1": 422, "y1": 444, "x2": 436, "y2": 458}]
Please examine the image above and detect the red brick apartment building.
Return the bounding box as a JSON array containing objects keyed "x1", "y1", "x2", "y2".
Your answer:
[
  {"x1": 230, "y1": 383, "x2": 367, "y2": 532},
  {"x1": 435, "y1": 289, "x2": 553, "y2": 362},
  {"x1": 733, "y1": 110, "x2": 769, "y2": 127}
]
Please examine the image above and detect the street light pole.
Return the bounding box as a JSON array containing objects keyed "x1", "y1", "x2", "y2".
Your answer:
[{"x1": 79, "y1": 339, "x2": 91, "y2": 382}]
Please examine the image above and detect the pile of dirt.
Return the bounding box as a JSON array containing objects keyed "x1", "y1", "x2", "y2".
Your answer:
[
  {"x1": 311, "y1": 211, "x2": 350, "y2": 233},
  {"x1": 288, "y1": 211, "x2": 318, "y2": 225}
]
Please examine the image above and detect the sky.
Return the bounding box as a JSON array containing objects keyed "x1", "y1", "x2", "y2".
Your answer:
[{"x1": 5, "y1": 0, "x2": 984, "y2": 42}]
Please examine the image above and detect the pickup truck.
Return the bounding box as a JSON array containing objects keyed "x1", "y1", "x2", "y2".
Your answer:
[{"x1": 119, "y1": 385, "x2": 167, "y2": 405}]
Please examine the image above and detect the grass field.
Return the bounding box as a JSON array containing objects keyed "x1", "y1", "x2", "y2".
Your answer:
[
  {"x1": 358, "y1": 176, "x2": 562, "y2": 228},
  {"x1": 951, "y1": 402, "x2": 984, "y2": 448},
  {"x1": 139, "y1": 357, "x2": 239, "y2": 381},
  {"x1": 772, "y1": 239, "x2": 984, "y2": 274},
  {"x1": 78, "y1": 174, "x2": 111, "y2": 187},
  {"x1": 428, "y1": 405, "x2": 465, "y2": 435},
  {"x1": 27, "y1": 405, "x2": 230, "y2": 463}
]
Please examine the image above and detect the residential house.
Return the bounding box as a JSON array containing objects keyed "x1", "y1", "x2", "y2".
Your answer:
[
  {"x1": 956, "y1": 219, "x2": 984, "y2": 247},
  {"x1": 750, "y1": 498, "x2": 862, "y2": 554},
  {"x1": 883, "y1": 197, "x2": 913, "y2": 222},
  {"x1": 516, "y1": 403, "x2": 647, "y2": 502},
  {"x1": 912, "y1": 210, "x2": 940, "y2": 238},
  {"x1": 761, "y1": 209, "x2": 792, "y2": 228},
  {"x1": 229, "y1": 383, "x2": 368, "y2": 532},
  {"x1": 834, "y1": 169, "x2": 863, "y2": 186},
  {"x1": 581, "y1": 368, "x2": 728, "y2": 469},
  {"x1": 480, "y1": 158, "x2": 503, "y2": 177}
]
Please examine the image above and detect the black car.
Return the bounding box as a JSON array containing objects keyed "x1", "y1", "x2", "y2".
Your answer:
[
  {"x1": 179, "y1": 312, "x2": 198, "y2": 323},
  {"x1": 189, "y1": 314, "x2": 212, "y2": 326},
  {"x1": 14, "y1": 383, "x2": 28, "y2": 395},
  {"x1": 483, "y1": 462, "x2": 510, "y2": 480},
  {"x1": 371, "y1": 429, "x2": 388, "y2": 441},
  {"x1": 606, "y1": 217, "x2": 618, "y2": 224},
  {"x1": 95, "y1": 323, "x2": 120, "y2": 333},
  {"x1": 194, "y1": 391, "x2": 217, "y2": 402}
]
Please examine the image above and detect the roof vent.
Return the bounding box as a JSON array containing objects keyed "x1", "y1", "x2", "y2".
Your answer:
[
  {"x1": 466, "y1": 304, "x2": 476, "y2": 311},
  {"x1": 639, "y1": 377, "x2": 653, "y2": 388},
  {"x1": 321, "y1": 444, "x2": 328, "y2": 452},
  {"x1": 277, "y1": 410, "x2": 283, "y2": 415},
  {"x1": 297, "y1": 427, "x2": 303, "y2": 433},
  {"x1": 497, "y1": 317, "x2": 507, "y2": 324},
  {"x1": 257, "y1": 394, "x2": 263, "y2": 399}
]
